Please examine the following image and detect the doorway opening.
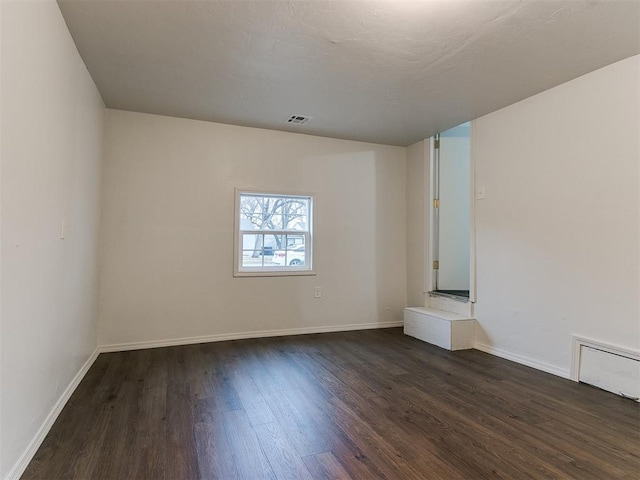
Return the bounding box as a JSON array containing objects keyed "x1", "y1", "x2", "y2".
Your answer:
[{"x1": 430, "y1": 122, "x2": 471, "y2": 301}]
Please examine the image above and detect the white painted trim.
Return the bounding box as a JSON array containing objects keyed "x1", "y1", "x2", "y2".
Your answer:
[
  {"x1": 469, "y1": 120, "x2": 477, "y2": 303},
  {"x1": 427, "y1": 135, "x2": 437, "y2": 297},
  {"x1": 99, "y1": 321, "x2": 404, "y2": 353},
  {"x1": 422, "y1": 138, "x2": 431, "y2": 296},
  {"x1": 234, "y1": 270, "x2": 317, "y2": 278},
  {"x1": 571, "y1": 335, "x2": 640, "y2": 382},
  {"x1": 233, "y1": 188, "x2": 315, "y2": 277},
  {"x1": 5, "y1": 348, "x2": 100, "y2": 480},
  {"x1": 474, "y1": 342, "x2": 570, "y2": 380}
]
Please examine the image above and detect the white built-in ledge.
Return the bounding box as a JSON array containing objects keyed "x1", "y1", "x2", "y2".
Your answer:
[{"x1": 404, "y1": 307, "x2": 476, "y2": 351}]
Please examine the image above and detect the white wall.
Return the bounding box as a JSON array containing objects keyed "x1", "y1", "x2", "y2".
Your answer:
[
  {"x1": 473, "y1": 55, "x2": 639, "y2": 377},
  {"x1": 0, "y1": 1, "x2": 104, "y2": 478},
  {"x1": 406, "y1": 140, "x2": 428, "y2": 306},
  {"x1": 99, "y1": 110, "x2": 407, "y2": 347}
]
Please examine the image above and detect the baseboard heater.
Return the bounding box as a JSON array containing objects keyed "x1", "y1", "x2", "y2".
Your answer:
[{"x1": 572, "y1": 336, "x2": 639, "y2": 402}]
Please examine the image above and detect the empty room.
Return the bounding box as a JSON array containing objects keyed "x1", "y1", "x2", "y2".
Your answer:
[{"x1": 1, "y1": 0, "x2": 639, "y2": 479}]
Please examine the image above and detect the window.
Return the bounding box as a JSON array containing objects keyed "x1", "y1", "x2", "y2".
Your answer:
[{"x1": 234, "y1": 190, "x2": 314, "y2": 276}]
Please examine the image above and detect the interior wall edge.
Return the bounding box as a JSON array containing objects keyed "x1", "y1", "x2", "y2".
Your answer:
[
  {"x1": 1, "y1": 1, "x2": 105, "y2": 477},
  {"x1": 3, "y1": 348, "x2": 100, "y2": 480}
]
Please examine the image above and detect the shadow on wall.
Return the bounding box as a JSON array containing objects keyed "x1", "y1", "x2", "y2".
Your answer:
[
  {"x1": 474, "y1": 322, "x2": 492, "y2": 350},
  {"x1": 305, "y1": 149, "x2": 378, "y2": 327},
  {"x1": 374, "y1": 151, "x2": 407, "y2": 325}
]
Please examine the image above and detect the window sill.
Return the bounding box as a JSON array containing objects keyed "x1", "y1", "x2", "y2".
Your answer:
[{"x1": 234, "y1": 270, "x2": 317, "y2": 278}]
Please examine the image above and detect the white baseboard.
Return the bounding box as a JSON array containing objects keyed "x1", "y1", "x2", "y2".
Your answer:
[
  {"x1": 474, "y1": 342, "x2": 570, "y2": 380},
  {"x1": 99, "y1": 321, "x2": 404, "y2": 353},
  {"x1": 5, "y1": 348, "x2": 100, "y2": 480}
]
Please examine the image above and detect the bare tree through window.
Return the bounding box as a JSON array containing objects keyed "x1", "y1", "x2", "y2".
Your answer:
[
  {"x1": 235, "y1": 191, "x2": 313, "y2": 274},
  {"x1": 240, "y1": 194, "x2": 309, "y2": 256}
]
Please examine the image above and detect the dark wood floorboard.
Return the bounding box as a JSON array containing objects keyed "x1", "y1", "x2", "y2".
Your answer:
[{"x1": 22, "y1": 328, "x2": 640, "y2": 479}]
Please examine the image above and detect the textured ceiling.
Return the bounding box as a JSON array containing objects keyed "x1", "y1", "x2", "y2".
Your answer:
[{"x1": 58, "y1": 0, "x2": 639, "y2": 146}]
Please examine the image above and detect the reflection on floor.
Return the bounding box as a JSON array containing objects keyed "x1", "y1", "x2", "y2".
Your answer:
[{"x1": 22, "y1": 328, "x2": 640, "y2": 479}]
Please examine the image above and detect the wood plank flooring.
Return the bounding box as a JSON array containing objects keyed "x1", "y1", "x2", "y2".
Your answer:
[{"x1": 22, "y1": 328, "x2": 639, "y2": 479}]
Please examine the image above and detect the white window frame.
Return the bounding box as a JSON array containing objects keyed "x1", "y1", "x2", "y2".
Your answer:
[{"x1": 234, "y1": 189, "x2": 315, "y2": 277}]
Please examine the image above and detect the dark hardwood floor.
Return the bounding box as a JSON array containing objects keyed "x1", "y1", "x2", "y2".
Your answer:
[{"x1": 23, "y1": 328, "x2": 639, "y2": 479}]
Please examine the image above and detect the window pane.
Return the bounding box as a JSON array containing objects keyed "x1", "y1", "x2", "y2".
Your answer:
[
  {"x1": 241, "y1": 250, "x2": 264, "y2": 267},
  {"x1": 236, "y1": 191, "x2": 312, "y2": 275},
  {"x1": 239, "y1": 194, "x2": 310, "y2": 232},
  {"x1": 263, "y1": 234, "x2": 285, "y2": 251},
  {"x1": 273, "y1": 242, "x2": 306, "y2": 267},
  {"x1": 241, "y1": 234, "x2": 260, "y2": 251},
  {"x1": 283, "y1": 215, "x2": 308, "y2": 231},
  {"x1": 286, "y1": 235, "x2": 305, "y2": 247},
  {"x1": 266, "y1": 214, "x2": 285, "y2": 230},
  {"x1": 239, "y1": 213, "x2": 262, "y2": 230}
]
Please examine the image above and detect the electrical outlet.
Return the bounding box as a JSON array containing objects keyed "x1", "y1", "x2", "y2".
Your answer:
[
  {"x1": 477, "y1": 186, "x2": 486, "y2": 200},
  {"x1": 314, "y1": 287, "x2": 322, "y2": 298}
]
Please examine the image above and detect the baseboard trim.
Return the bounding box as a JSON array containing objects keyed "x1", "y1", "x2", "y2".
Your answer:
[
  {"x1": 99, "y1": 321, "x2": 404, "y2": 353},
  {"x1": 5, "y1": 347, "x2": 100, "y2": 480},
  {"x1": 474, "y1": 342, "x2": 570, "y2": 380}
]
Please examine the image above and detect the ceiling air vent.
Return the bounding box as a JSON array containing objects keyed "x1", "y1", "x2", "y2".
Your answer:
[{"x1": 286, "y1": 115, "x2": 312, "y2": 125}]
